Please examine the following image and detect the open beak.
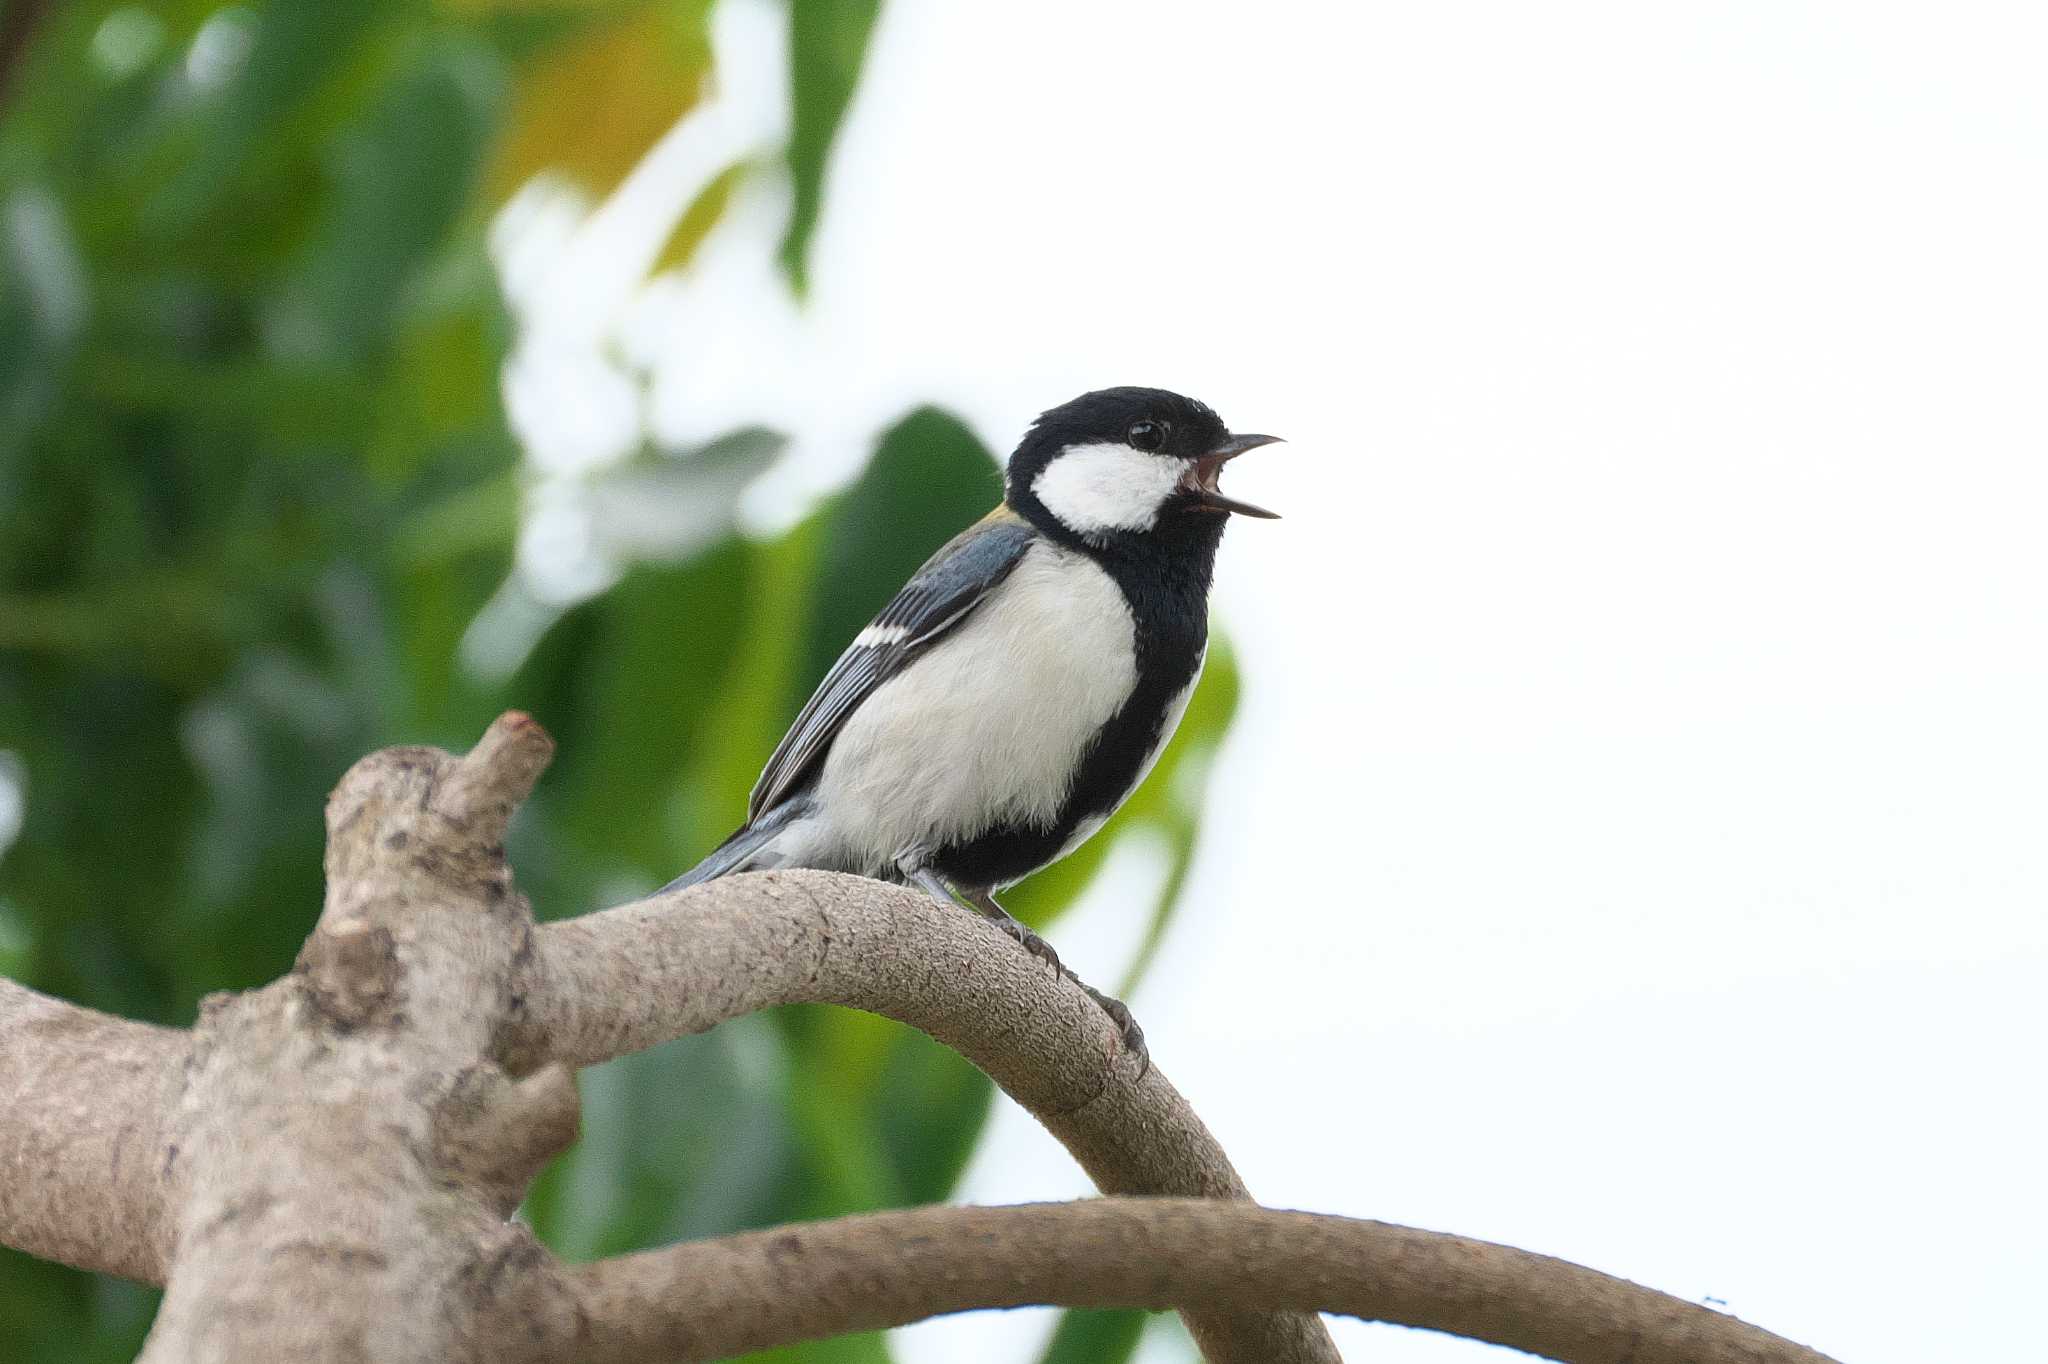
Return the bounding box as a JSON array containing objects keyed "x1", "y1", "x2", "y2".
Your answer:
[{"x1": 1183, "y1": 432, "x2": 1284, "y2": 519}]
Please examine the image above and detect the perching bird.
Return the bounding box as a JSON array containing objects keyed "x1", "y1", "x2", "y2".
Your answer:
[{"x1": 665, "y1": 387, "x2": 1280, "y2": 1067}]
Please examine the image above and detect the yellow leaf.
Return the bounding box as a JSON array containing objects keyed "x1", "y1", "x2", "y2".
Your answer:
[
  {"x1": 650, "y1": 157, "x2": 748, "y2": 275},
  {"x1": 486, "y1": 7, "x2": 713, "y2": 201}
]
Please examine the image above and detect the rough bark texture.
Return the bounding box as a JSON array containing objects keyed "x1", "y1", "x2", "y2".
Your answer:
[
  {"x1": 0, "y1": 715, "x2": 1844, "y2": 1364},
  {"x1": 140, "y1": 714, "x2": 585, "y2": 1363},
  {"x1": 0, "y1": 986, "x2": 180, "y2": 1282}
]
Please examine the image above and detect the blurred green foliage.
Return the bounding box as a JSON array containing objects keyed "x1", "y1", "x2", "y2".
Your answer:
[{"x1": 0, "y1": 3, "x2": 1233, "y2": 1360}]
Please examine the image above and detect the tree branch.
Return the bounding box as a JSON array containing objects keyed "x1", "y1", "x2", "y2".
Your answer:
[
  {"x1": 0, "y1": 978, "x2": 180, "y2": 1282},
  {"x1": 135, "y1": 713, "x2": 585, "y2": 1363},
  {"x1": 527, "y1": 872, "x2": 1335, "y2": 1361},
  {"x1": 0, "y1": 0, "x2": 49, "y2": 115},
  {"x1": 0, "y1": 716, "x2": 1843, "y2": 1364},
  {"x1": 569, "y1": 1198, "x2": 1841, "y2": 1364}
]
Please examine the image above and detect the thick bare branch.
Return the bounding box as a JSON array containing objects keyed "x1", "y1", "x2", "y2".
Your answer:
[
  {"x1": 139, "y1": 713, "x2": 583, "y2": 1363},
  {"x1": 529, "y1": 872, "x2": 1337, "y2": 1363},
  {"x1": 569, "y1": 1198, "x2": 1841, "y2": 1364},
  {"x1": 0, "y1": 978, "x2": 181, "y2": 1282},
  {"x1": 0, "y1": 717, "x2": 1840, "y2": 1364}
]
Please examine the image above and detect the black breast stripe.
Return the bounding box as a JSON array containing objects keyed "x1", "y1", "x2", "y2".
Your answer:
[
  {"x1": 927, "y1": 535, "x2": 1214, "y2": 890},
  {"x1": 747, "y1": 512, "x2": 1039, "y2": 819}
]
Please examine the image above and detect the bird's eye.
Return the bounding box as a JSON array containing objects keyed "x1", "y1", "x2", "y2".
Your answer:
[{"x1": 1127, "y1": 420, "x2": 1167, "y2": 452}]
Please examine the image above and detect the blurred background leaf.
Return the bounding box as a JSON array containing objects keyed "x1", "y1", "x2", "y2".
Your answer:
[
  {"x1": 0, "y1": 3, "x2": 1233, "y2": 1360},
  {"x1": 485, "y1": 1, "x2": 713, "y2": 200},
  {"x1": 1038, "y1": 1307, "x2": 1149, "y2": 1364},
  {"x1": 779, "y1": 0, "x2": 877, "y2": 293}
]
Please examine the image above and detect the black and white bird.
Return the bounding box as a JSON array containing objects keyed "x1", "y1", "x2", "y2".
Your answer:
[{"x1": 665, "y1": 387, "x2": 1280, "y2": 1065}]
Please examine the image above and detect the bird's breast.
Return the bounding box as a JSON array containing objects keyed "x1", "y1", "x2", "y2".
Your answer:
[{"x1": 813, "y1": 541, "x2": 1138, "y2": 869}]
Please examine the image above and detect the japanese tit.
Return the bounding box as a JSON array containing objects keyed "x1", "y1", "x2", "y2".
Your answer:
[{"x1": 665, "y1": 387, "x2": 1281, "y2": 1066}]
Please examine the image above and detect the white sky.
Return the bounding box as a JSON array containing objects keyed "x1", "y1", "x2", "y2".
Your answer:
[{"x1": 519, "y1": 3, "x2": 2048, "y2": 1360}]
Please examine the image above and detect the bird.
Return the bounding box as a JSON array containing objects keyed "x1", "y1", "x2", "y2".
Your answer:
[{"x1": 664, "y1": 387, "x2": 1281, "y2": 1069}]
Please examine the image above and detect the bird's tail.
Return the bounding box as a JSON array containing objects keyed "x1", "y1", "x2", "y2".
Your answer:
[{"x1": 656, "y1": 801, "x2": 806, "y2": 895}]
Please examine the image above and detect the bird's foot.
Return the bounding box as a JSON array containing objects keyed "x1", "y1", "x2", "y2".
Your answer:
[
  {"x1": 906, "y1": 868, "x2": 1147, "y2": 1073},
  {"x1": 1081, "y1": 983, "x2": 1149, "y2": 1077},
  {"x1": 952, "y1": 882, "x2": 1061, "y2": 978},
  {"x1": 975, "y1": 893, "x2": 1145, "y2": 1072},
  {"x1": 996, "y1": 918, "x2": 1064, "y2": 978}
]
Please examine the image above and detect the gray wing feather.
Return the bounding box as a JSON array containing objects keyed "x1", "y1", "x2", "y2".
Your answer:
[{"x1": 747, "y1": 515, "x2": 1038, "y2": 819}]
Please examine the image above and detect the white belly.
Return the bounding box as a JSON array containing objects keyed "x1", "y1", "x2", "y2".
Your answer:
[{"x1": 811, "y1": 541, "x2": 1137, "y2": 875}]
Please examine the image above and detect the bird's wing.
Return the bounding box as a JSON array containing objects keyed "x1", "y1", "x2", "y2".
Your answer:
[{"x1": 747, "y1": 509, "x2": 1039, "y2": 820}]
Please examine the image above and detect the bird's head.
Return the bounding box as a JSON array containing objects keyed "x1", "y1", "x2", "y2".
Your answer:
[{"x1": 1005, "y1": 387, "x2": 1281, "y2": 550}]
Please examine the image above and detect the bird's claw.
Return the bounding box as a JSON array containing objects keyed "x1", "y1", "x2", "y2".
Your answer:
[
  {"x1": 971, "y1": 892, "x2": 1145, "y2": 1074},
  {"x1": 1083, "y1": 984, "x2": 1150, "y2": 1078},
  {"x1": 1002, "y1": 921, "x2": 1064, "y2": 978}
]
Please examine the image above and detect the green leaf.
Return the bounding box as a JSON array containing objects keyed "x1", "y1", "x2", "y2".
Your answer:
[
  {"x1": 0, "y1": 1245, "x2": 155, "y2": 1364},
  {"x1": 525, "y1": 1017, "x2": 795, "y2": 1259},
  {"x1": 77, "y1": 350, "x2": 380, "y2": 446},
  {"x1": 874, "y1": 1029, "x2": 996, "y2": 1205},
  {"x1": 1039, "y1": 1308, "x2": 1150, "y2": 1364},
  {"x1": 541, "y1": 533, "x2": 762, "y2": 889},
  {"x1": 798, "y1": 405, "x2": 1001, "y2": 701},
  {"x1": 364, "y1": 214, "x2": 521, "y2": 482},
  {"x1": 740, "y1": 1332, "x2": 894, "y2": 1364},
  {"x1": 0, "y1": 183, "x2": 84, "y2": 473},
  {"x1": 150, "y1": 0, "x2": 402, "y2": 234},
  {"x1": 652, "y1": 155, "x2": 751, "y2": 275},
  {"x1": 779, "y1": 0, "x2": 881, "y2": 294},
  {"x1": 390, "y1": 472, "x2": 520, "y2": 571},
  {"x1": 684, "y1": 511, "x2": 826, "y2": 843},
  {"x1": 272, "y1": 33, "x2": 505, "y2": 364}
]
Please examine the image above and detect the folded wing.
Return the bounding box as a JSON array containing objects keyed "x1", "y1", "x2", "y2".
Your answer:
[{"x1": 748, "y1": 511, "x2": 1039, "y2": 819}]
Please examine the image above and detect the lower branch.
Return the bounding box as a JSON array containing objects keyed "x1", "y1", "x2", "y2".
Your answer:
[
  {"x1": 530, "y1": 871, "x2": 1338, "y2": 1363},
  {"x1": 569, "y1": 1198, "x2": 1841, "y2": 1364}
]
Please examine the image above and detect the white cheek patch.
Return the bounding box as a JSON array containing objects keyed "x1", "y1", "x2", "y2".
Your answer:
[{"x1": 1031, "y1": 442, "x2": 1184, "y2": 536}]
